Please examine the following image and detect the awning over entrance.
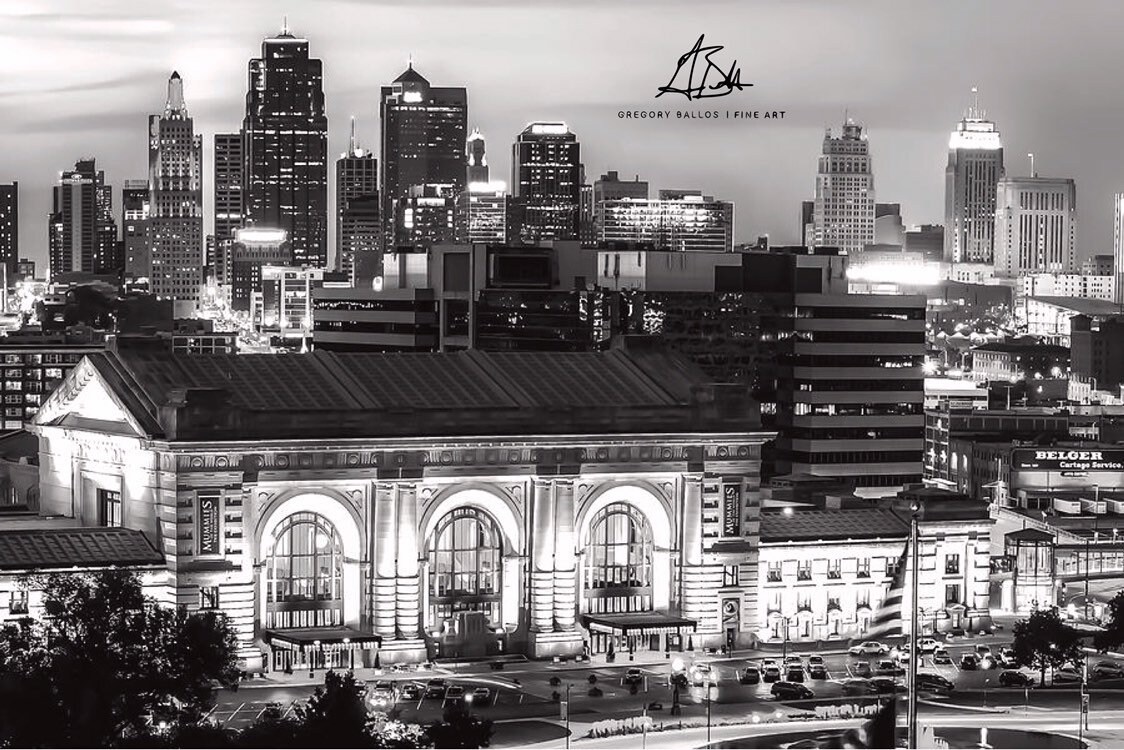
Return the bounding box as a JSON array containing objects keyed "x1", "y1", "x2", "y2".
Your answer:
[
  {"x1": 264, "y1": 627, "x2": 382, "y2": 651},
  {"x1": 581, "y1": 612, "x2": 697, "y2": 636}
]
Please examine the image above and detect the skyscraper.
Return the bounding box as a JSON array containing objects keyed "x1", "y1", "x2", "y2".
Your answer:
[
  {"x1": 993, "y1": 175, "x2": 1077, "y2": 278},
  {"x1": 512, "y1": 122, "x2": 581, "y2": 244},
  {"x1": 0, "y1": 183, "x2": 17, "y2": 281},
  {"x1": 122, "y1": 179, "x2": 150, "y2": 278},
  {"x1": 944, "y1": 92, "x2": 1004, "y2": 263},
  {"x1": 243, "y1": 24, "x2": 328, "y2": 267},
  {"x1": 336, "y1": 119, "x2": 379, "y2": 282},
  {"x1": 1114, "y1": 194, "x2": 1124, "y2": 305},
  {"x1": 466, "y1": 128, "x2": 488, "y2": 184},
  {"x1": 597, "y1": 190, "x2": 734, "y2": 252},
  {"x1": 379, "y1": 63, "x2": 467, "y2": 249},
  {"x1": 213, "y1": 133, "x2": 244, "y2": 246},
  {"x1": 148, "y1": 72, "x2": 204, "y2": 314},
  {"x1": 811, "y1": 119, "x2": 874, "y2": 258},
  {"x1": 48, "y1": 159, "x2": 118, "y2": 277}
]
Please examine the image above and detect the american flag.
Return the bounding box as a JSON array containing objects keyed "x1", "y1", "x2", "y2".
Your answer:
[{"x1": 865, "y1": 541, "x2": 909, "y2": 640}]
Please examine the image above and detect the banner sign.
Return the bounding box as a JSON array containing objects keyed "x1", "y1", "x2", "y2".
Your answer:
[
  {"x1": 196, "y1": 492, "x2": 223, "y2": 556},
  {"x1": 1012, "y1": 448, "x2": 1124, "y2": 472},
  {"x1": 723, "y1": 482, "x2": 742, "y2": 536}
]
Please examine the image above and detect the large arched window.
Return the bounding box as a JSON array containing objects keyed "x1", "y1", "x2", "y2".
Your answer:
[
  {"x1": 265, "y1": 512, "x2": 343, "y2": 629},
  {"x1": 428, "y1": 507, "x2": 503, "y2": 627},
  {"x1": 583, "y1": 502, "x2": 653, "y2": 614}
]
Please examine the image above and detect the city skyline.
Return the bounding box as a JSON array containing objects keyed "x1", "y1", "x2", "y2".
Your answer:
[{"x1": 5, "y1": 0, "x2": 1124, "y2": 269}]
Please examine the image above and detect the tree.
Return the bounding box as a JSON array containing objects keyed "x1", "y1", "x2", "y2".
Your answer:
[
  {"x1": 293, "y1": 670, "x2": 374, "y2": 748},
  {"x1": 0, "y1": 569, "x2": 240, "y2": 747},
  {"x1": 237, "y1": 703, "x2": 303, "y2": 748},
  {"x1": 425, "y1": 702, "x2": 493, "y2": 749},
  {"x1": 1011, "y1": 608, "x2": 1083, "y2": 686},
  {"x1": 1094, "y1": 591, "x2": 1124, "y2": 653}
]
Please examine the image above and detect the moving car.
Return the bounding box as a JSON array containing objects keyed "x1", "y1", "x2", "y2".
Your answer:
[
  {"x1": 809, "y1": 663, "x2": 828, "y2": 680},
  {"x1": 852, "y1": 661, "x2": 873, "y2": 678},
  {"x1": 1054, "y1": 667, "x2": 1082, "y2": 684},
  {"x1": 932, "y1": 648, "x2": 952, "y2": 666},
  {"x1": 850, "y1": 641, "x2": 888, "y2": 656},
  {"x1": 740, "y1": 666, "x2": 761, "y2": 685},
  {"x1": 771, "y1": 681, "x2": 814, "y2": 700},
  {"x1": 876, "y1": 659, "x2": 904, "y2": 677},
  {"x1": 917, "y1": 638, "x2": 940, "y2": 653},
  {"x1": 999, "y1": 670, "x2": 1033, "y2": 688},
  {"x1": 763, "y1": 662, "x2": 781, "y2": 683},
  {"x1": 401, "y1": 683, "x2": 421, "y2": 700},
  {"x1": 915, "y1": 673, "x2": 954, "y2": 695},
  {"x1": 624, "y1": 668, "x2": 644, "y2": 685},
  {"x1": 785, "y1": 667, "x2": 806, "y2": 683},
  {"x1": 975, "y1": 644, "x2": 993, "y2": 658},
  {"x1": 691, "y1": 664, "x2": 716, "y2": 686},
  {"x1": 959, "y1": 654, "x2": 980, "y2": 671},
  {"x1": 996, "y1": 648, "x2": 1018, "y2": 668},
  {"x1": 425, "y1": 679, "x2": 448, "y2": 698},
  {"x1": 869, "y1": 677, "x2": 903, "y2": 694},
  {"x1": 1092, "y1": 661, "x2": 1124, "y2": 680}
]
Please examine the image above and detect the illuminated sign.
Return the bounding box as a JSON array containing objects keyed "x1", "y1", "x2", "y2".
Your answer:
[
  {"x1": 196, "y1": 492, "x2": 223, "y2": 556},
  {"x1": 1012, "y1": 448, "x2": 1124, "y2": 472},
  {"x1": 723, "y1": 482, "x2": 742, "y2": 536}
]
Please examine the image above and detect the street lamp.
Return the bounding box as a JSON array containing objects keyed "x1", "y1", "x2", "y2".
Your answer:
[
  {"x1": 564, "y1": 683, "x2": 572, "y2": 750},
  {"x1": 781, "y1": 615, "x2": 792, "y2": 662},
  {"x1": 705, "y1": 682, "x2": 713, "y2": 745}
]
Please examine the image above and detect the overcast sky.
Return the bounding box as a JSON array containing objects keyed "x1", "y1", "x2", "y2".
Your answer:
[{"x1": 2, "y1": 0, "x2": 1123, "y2": 268}]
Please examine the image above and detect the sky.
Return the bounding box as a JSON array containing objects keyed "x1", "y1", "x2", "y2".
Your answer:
[{"x1": 3, "y1": 0, "x2": 1124, "y2": 269}]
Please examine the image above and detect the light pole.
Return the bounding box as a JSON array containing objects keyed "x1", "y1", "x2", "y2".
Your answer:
[
  {"x1": 706, "y1": 683, "x2": 713, "y2": 745},
  {"x1": 781, "y1": 615, "x2": 792, "y2": 662},
  {"x1": 907, "y1": 505, "x2": 921, "y2": 750},
  {"x1": 564, "y1": 683, "x2": 572, "y2": 750}
]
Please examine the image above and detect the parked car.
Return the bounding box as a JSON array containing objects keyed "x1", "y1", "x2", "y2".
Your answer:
[
  {"x1": 852, "y1": 661, "x2": 873, "y2": 678},
  {"x1": 771, "y1": 681, "x2": 814, "y2": 700},
  {"x1": 784, "y1": 656, "x2": 804, "y2": 670},
  {"x1": 425, "y1": 679, "x2": 448, "y2": 698},
  {"x1": 809, "y1": 664, "x2": 828, "y2": 680},
  {"x1": 445, "y1": 686, "x2": 465, "y2": 700},
  {"x1": 917, "y1": 638, "x2": 940, "y2": 653},
  {"x1": 785, "y1": 667, "x2": 806, "y2": 683},
  {"x1": 373, "y1": 680, "x2": 395, "y2": 692},
  {"x1": 763, "y1": 664, "x2": 782, "y2": 683},
  {"x1": 915, "y1": 673, "x2": 954, "y2": 695},
  {"x1": 869, "y1": 677, "x2": 904, "y2": 694},
  {"x1": 624, "y1": 668, "x2": 644, "y2": 685},
  {"x1": 842, "y1": 678, "x2": 874, "y2": 696},
  {"x1": 1092, "y1": 661, "x2": 1124, "y2": 680},
  {"x1": 471, "y1": 687, "x2": 491, "y2": 702},
  {"x1": 808, "y1": 655, "x2": 825, "y2": 668},
  {"x1": 959, "y1": 654, "x2": 980, "y2": 671},
  {"x1": 999, "y1": 670, "x2": 1034, "y2": 688},
  {"x1": 850, "y1": 641, "x2": 888, "y2": 656},
  {"x1": 975, "y1": 644, "x2": 993, "y2": 658},
  {"x1": 400, "y1": 683, "x2": 421, "y2": 700},
  {"x1": 740, "y1": 667, "x2": 761, "y2": 685},
  {"x1": 1054, "y1": 667, "x2": 1082, "y2": 684},
  {"x1": 932, "y1": 648, "x2": 952, "y2": 666},
  {"x1": 996, "y1": 648, "x2": 1018, "y2": 668},
  {"x1": 876, "y1": 659, "x2": 904, "y2": 677}
]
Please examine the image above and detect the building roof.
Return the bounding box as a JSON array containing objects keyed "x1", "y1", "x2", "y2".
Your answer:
[
  {"x1": 1028, "y1": 297, "x2": 1122, "y2": 317},
  {"x1": 0, "y1": 527, "x2": 163, "y2": 570},
  {"x1": 760, "y1": 508, "x2": 909, "y2": 543},
  {"x1": 392, "y1": 64, "x2": 428, "y2": 85},
  {"x1": 50, "y1": 348, "x2": 760, "y2": 441}
]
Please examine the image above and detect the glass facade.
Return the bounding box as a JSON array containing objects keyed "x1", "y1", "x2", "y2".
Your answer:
[
  {"x1": 265, "y1": 512, "x2": 344, "y2": 629},
  {"x1": 583, "y1": 502, "x2": 653, "y2": 614},
  {"x1": 428, "y1": 507, "x2": 502, "y2": 627}
]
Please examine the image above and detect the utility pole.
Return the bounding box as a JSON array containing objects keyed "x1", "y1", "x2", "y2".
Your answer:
[{"x1": 908, "y1": 507, "x2": 921, "y2": 750}]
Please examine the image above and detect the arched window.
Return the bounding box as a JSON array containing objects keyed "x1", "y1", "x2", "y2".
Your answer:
[
  {"x1": 265, "y1": 512, "x2": 343, "y2": 629},
  {"x1": 583, "y1": 502, "x2": 653, "y2": 614},
  {"x1": 428, "y1": 507, "x2": 503, "y2": 627}
]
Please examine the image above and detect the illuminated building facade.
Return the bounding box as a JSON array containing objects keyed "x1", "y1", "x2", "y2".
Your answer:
[
  {"x1": 31, "y1": 347, "x2": 770, "y2": 669},
  {"x1": 993, "y1": 176, "x2": 1077, "y2": 278},
  {"x1": 380, "y1": 65, "x2": 468, "y2": 249},
  {"x1": 395, "y1": 184, "x2": 456, "y2": 249},
  {"x1": 596, "y1": 190, "x2": 734, "y2": 253},
  {"x1": 242, "y1": 26, "x2": 329, "y2": 268},
  {"x1": 944, "y1": 96, "x2": 1004, "y2": 263},
  {"x1": 811, "y1": 120, "x2": 874, "y2": 258},
  {"x1": 48, "y1": 159, "x2": 119, "y2": 278},
  {"x1": 0, "y1": 342, "x2": 103, "y2": 430},
  {"x1": 148, "y1": 72, "x2": 204, "y2": 316},
  {"x1": 0, "y1": 183, "x2": 17, "y2": 282},
  {"x1": 312, "y1": 287, "x2": 440, "y2": 353},
  {"x1": 229, "y1": 228, "x2": 290, "y2": 312},
  {"x1": 122, "y1": 180, "x2": 150, "y2": 279},
  {"x1": 257, "y1": 266, "x2": 349, "y2": 341},
  {"x1": 213, "y1": 133, "x2": 244, "y2": 252},
  {"x1": 454, "y1": 183, "x2": 509, "y2": 245},
  {"x1": 512, "y1": 122, "x2": 581, "y2": 243},
  {"x1": 336, "y1": 121, "x2": 380, "y2": 283}
]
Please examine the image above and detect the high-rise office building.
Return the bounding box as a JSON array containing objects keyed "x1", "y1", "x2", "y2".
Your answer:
[
  {"x1": 0, "y1": 183, "x2": 16, "y2": 282},
  {"x1": 593, "y1": 171, "x2": 648, "y2": 239},
  {"x1": 243, "y1": 24, "x2": 328, "y2": 267},
  {"x1": 380, "y1": 64, "x2": 467, "y2": 250},
  {"x1": 213, "y1": 133, "x2": 244, "y2": 246},
  {"x1": 148, "y1": 72, "x2": 204, "y2": 315},
  {"x1": 597, "y1": 190, "x2": 734, "y2": 252},
  {"x1": 993, "y1": 175, "x2": 1077, "y2": 278},
  {"x1": 48, "y1": 159, "x2": 118, "y2": 277},
  {"x1": 944, "y1": 94, "x2": 1004, "y2": 263},
  {"x1": 395, "y1": 184, "x2": 456, "y2": 249},
  {"x1": 336, "y1": 119, "x2": 379, "y2": 282},
  {"x1": 122, "y1": 179, "x2": 150, "y2": 278},
  {"x1": 811, "y1": 119, "x2": 875, "y2": 258},
  {"x1": 466, "y1": 128, "x2": 488, "y2": 184},
  {"x1": 512, "y1": 122, "x2": 581, "y2": 244},
  {"x1": 455, "y1": 182, "x2": 509, "y2": 244}
]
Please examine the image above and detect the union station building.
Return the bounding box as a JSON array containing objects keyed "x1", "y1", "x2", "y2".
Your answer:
[{"x1": 25, "y1": 344, "x2": 771, "y2": 672}]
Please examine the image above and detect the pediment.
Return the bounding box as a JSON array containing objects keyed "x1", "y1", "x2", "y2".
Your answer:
[{"x1": 31, "y1": 358, "x2": 147, "y2": 437}]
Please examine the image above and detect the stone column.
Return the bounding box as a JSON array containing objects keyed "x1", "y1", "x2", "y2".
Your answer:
[
  {"x1": 552, "y1": 479, "x2": 577, "y2": 631},
  {"x1": 373, "y1": 482, "x2": 398, "y2": 638},
  {"x1": 530, "y1": 478, "x2": 555, "y2": 632},
  {"x1": 395, "y1": 483, "x2": 420, "y2": 639},
  {"x1": 680, "y1": 474, "x2": 709, "y2": 625}
]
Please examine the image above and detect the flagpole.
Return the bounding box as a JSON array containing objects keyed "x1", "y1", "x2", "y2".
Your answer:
[{"x1": 908, "y1": 507, "x2": 920, "y2": 749}]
